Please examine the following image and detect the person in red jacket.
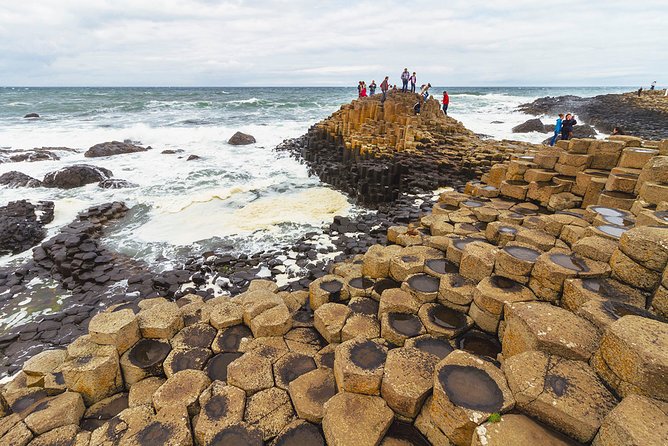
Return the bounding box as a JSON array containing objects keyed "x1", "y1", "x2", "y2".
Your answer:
[{"x1": 442, "y1": 91, "x2": 450, "y2": 115}]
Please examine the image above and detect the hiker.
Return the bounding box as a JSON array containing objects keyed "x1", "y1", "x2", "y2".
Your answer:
[
  {"x1": 442, "y1": 91, "x2": 450, "y2": 115},
  {"x1": 369, "y1": 80, "x2": 377, "y2": 96},
  {"x1": 612, "y1": 126, "x2": 625, "y2": 135},
  {"x1": 357, "y1": 81, "x2": 363, "y2": 97},
  {"x1": 410, "y1": 72, "x2": 417, "y2": 93},
  {"x1": 561, "y1": 113, "x2": 577, "y2": 141},
  {"x1": 651, "y1": 81, "x2": 656, "y2": 90},
  {"x1": 421, "y1": 83, "x2": 431, "y2": 101},
  {"x1": 401, "y1": 68, "x2": 410, "y2": 93},
  {"x1": 360, "y1": 81, "x2": 367, "y2": 97},
  {"x1": 637, "y1": 87, "x2": 643, "y2": 96},
  {"x1": 550, "y1": 113, "x2": 564, "y2": 146},
  {"x1": 380, "y1": 76, "x2": 389, "y2": 103}
]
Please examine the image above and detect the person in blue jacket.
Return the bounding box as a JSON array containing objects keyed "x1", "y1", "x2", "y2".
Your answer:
[{"x1": 550, "y1": 113, "x2": 564, "y2": 146}]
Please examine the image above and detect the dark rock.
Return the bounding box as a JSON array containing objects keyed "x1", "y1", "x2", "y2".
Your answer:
[
  {"x1": 186, "y1": 155, "x2": 201, "y2": 161},
  {"x1": 84, "y1": 141, "x2": 148, "y2": 158},
  {"x1": 43, "y1": 164, "x2": 112, "y2": 189},
  {"x1": 24, "y1": 113, "x2": 40, "y2": 118},
  {"x1": 512, "y1": 118, "x2": 547, "y2": 133},
  {"x1": 7, "y1": 149, "x2": 60, "y2": 163},
  {"x1": 98, "y1": 179, "x2": 138, "y2": 189},
  {"x1": 0, "y1": 171, "x2": 42, "y2": 188},
  {"x1": 228, "y1": 132, "x2": 256, "y2": 145},
  {"x1": 161, "y1": 149, "x2": 183, "y2": 154},
  {"x1": 0, "y1": 200, "x2": 52, "y2": 255}
]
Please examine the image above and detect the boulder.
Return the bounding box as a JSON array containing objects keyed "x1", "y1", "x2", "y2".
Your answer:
[
  {"x1": 512, "y1": 118, "x2": 548, "y2": 133},
  {"x1": 84, "y1": 141, "x2": 148, "y2": 158},
  {"x1": 61, "y1": 350, "x2": 123, "y2": 405},
  {"x1": 322, "y1": 392, "x2": 394, "y2": 446},
  {"x1": 88, "y1": 308, "x2": 140, "y2": 354},
  {"x1": 228, "y1": 131, "x2": 257, "y2": 145},
  {"x1": 43, "y1": 164, "x2": 112, "y2": 188},
  {"x1": 98, "y1": 178, "x2": 138, "y2": 188},
  {"x1": 0, "y1": 171, "x2": 42, "y2": 187},
  {"x1": 24, "y1": 113, "x2": 39, "y2": 118}
]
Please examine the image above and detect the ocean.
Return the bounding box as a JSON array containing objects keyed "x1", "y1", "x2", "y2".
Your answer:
[{"x1": 0, "y1": 86, "x2": 630, "y2": 271}]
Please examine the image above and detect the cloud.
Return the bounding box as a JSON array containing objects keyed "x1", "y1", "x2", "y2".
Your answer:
[{"x1": 0, "y1": 0, "x2": 666, "y2": 86}]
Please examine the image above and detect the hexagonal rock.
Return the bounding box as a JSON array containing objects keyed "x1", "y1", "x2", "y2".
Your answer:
[
  {"x1": 414, "y1": 396, "x2": 452, "y2": 446},
  {"x1": 418, "y1": 303, "x2": 473, "y2": 339},
  {"x1": 309, "y1": 275, "x2": 348, "y2": 310},
  {"x1": 381, "y1": 347, "x2": 437, "y2": 418},
  {"x1": 439, "y1": 273, "x2": 476, "y2": 310},
  {"x1": 248, "y1": 279, "x2": 279, "y2": 293},
  {"x1": 313, "y1": 302, "x2": 351, "y2": 343},
  {"x1": 341, "y1": 314, "x2": 380, "y2": 341},
  {"x1": 405, "y1": 334, "x2": 455, "y2": 361},
  {"x1": 22, "y1": 349, "x2": 66, "y2": 379},
  {"x1": 283, "y1": 327, "x2": 327, "y2": 357},
  {"x1": 202, "y1": 422, "x2": 264, "y2": 445},
  {"x1": 23, "y1": 391, "x2": 85, "y2": 435},
  {"x1": 562, "y1": 277, "x2": 647, "y2": 312},
  {"x1": 592, "y1": 394, "x2": 668, "y2": 446},
  {"x1": 152, "y1": 369, "x2": 210, "y2": 416},
  {"x1": 123, "y1": 405, "x2": 192, "y2": 446},
  {"x1": 194, "y1": 382, "x2": 246, "y2": 445},
  {"x1": 345, "y1": 276, "x2": 375, "y2": 298},
  {"x1": 240, "y1": 290, "x2": 285, "y2": 325},
  {"x1": 250, "y1": 304, "x2": 293, "y2": 338},
  {"x1": 137, "y1": 300, "x2": 184, "y2": 339},
  {"x1": 609, "y1": 248, "x2": 661, "y2": 291},
  {"x1": 120, "y1": 338, "x2": 172, "y2": 386},
  {"x1": 470, "y1": 276, "x2": 536, "y2": 333},
  {"x1": 209, "y1": 301, "x2": 244, "y2": 329},
  {"x1": 472, "y1": 413, "x2": 581, "y2": 446},
  {"x1": 593, "y1": 315, "x2": 668, "y2": 400},
  {"x1": 460, "y1": 241, "x2": 498, "y2": 283},
  {"x1": 88, "y1": 308, "x2": 141, "y2": 354},
  {"x1": 401, "y1": 273, "x2": 441, "y2": 304},
  {"x1": 128, "y1": 377, "x2": 165, "y2": 408},
  {"x1": 170, "y1": 323, "x2": 217, "y2": 350},
  {"x1": 430, "y1": 350, "x2": 515, "y2": 446},
  {"x1": 334, "y1": 338, "x2": 388, "y2": 396},
  {"x1": 272, "y1": 352, "x2": 317, "y2": 390},
  {"x1": 26, "y1": 425, "x2": 89, "y2": 446},
  {"x1": 244, "y1": 387, "x2": 296, "y2": 441},
  {"x1": 494, "y1": 242, "x2": 541, "y2": 284},
  {"x1": 378, "y1": 288, "x2": 420, "y2": 316},
  {"x1": 272, "y1": 419, "x2": 326, "y2": 446},
  {"x1": 572, "y1": 236, "x2": 618, "y2": 263},
  {"x1": 363, "y1": 244, "x2": 403, "y2": 279},
  {"x1": 504, "y1": 351, "x2": 617, "y2": 443},
  {"x1": 530, "y1": 251, "x2": 609, "y2": 302},
  {"x1": 322, "y1": 392, "x2": 394, "y2": 446},
  {"x1": 227, "y1": 352, "x2": 274, "y2": 395},
  {"x1": 163, "y1": 346, "x2": 212, "y2": 377},
  {"x1": 502, "y1": 301, "x2": 600, "y2": 361},
  {"x1": 88, "y1": 405, "x2": 154, "y2": 445},
  {"x1": 212, "y1": 324, "x2": 253, "y2": 353},
  {"x1": 61, "y1": 350, "x2": 123, "y2": 405},
  {"x1": 81, "y1": 393, "x2": 128, "y2": 432},
  {"x1": 380, "y1": 312, "x2": 426, "y2": 346},
  {"x1": 0, "y1": 421, "x2": 33, "y2": 446},
  {"x1": 288, "y1": 368, "x2": 336, "y2": 423},
  {"x1": 239, "y1": 336, "x2": 289, "y2": 363}
]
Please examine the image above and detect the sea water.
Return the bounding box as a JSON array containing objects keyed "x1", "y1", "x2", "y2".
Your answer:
[{"x1": 0, "y1": 86, "x2": 630, "y2": 269}]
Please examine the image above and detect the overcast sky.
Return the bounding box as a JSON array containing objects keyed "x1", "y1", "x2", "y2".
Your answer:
[{"x1": 1, "y1": 0, "x2": 666, "y2": 87}]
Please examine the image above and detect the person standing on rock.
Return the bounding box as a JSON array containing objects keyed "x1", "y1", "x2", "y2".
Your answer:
[
  {"x1": 550, "y1": 113, "x2": 564, "y2": 146},
  {"x1": 358, "y1": 81, "x2": 363, "y2": 97},
  {"x1": 369, "y1": 80, "x2": 377, "y2": 96},
  {"x1": 401, "y1": 68, "x2": 411, "y2": 93},
  {"x1": 380, "y1": 76, "x2": 389, "y2": 103},
  {"x1": 442, "y1": 91, "x2": 450, "y2": 115},
  {"x1": 410, "y1": 72, "x2": 417, "y2": 93},
  {"x1": 651, "y1": 81, "x2": 656, "y2": 90},
  {"x1": 561, "y1": 113, "x2": 577, "y2": 141},
  {"x1": 360, "y1": 82, "x2": 367, "y2": 97}
]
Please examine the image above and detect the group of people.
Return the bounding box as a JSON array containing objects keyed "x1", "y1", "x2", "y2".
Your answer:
[
  {"x1": 357, "y1": 68, "x2": 450, "y2": 116},
  {"x1": 549, "y1": 113, "x2": 577, "y2": 146}
]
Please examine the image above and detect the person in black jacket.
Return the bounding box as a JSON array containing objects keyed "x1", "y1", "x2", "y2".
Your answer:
[{"x1": 561, "y1": 113, "x2": 577, "y2": 140}]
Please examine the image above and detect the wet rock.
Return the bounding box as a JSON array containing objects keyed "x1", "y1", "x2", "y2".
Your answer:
[
  {"x1": 288, "y1": 368, "x2": 336, "y2": 423},
  {"x1": 243, "y1": 386, "x2": 296, "y2": 441},
  {"x1": 42, "y1": 164, "x2": 112, "y2": 188},
  {"x1": 85, "y1": 141, "x2": 148, "y2": 158},
  {"x1": 380, "y1": 312, "x2": 426, "y2": 346},
  {"x1": 469, "y1": 276, "x2": 535, "y2": 333},
  {"x1": 98, "y1": 178, "x2": 139, "y2": 188},
  {"x1": 163, "y1": 346, "x2": 212, "y2": 377},
  {"x1": 0, "y1": 200, "x2": 51, "y2": 255},
  {"x1": 503, "y1": 301, "x2": 600, "y2": 361},
  {"x1": 152, "y1": 369, "x2": 211, "y2": 416},
  {"x1": 88, "y1": 405, "x2": 154, "y2": 445},
  {"x1": 504, "y1": 350, "x2": 617, "y2": 443},
  {"x1": 0, "y1": 171, "x2": 42, "y2": 187},
  {"x1": 592, "y1": 394, "x2": 668, "y2": 446},
  {"x1": 170, "y1": 323, "x2": 217, "y2": 350},
  {"x1": 228, "y1": 132, "x2": 257, "y2": 145},
  {"x1": 205, "y1": 422, "x2": 264, "y2": 445},
  {"x1": 431, "y1": 350, "x2": 515, "y2": 446},
  {"x1": 472, "y1": 413, "x2": 581, "y2": 446},
  {"x1": 309, "y1": 275, "x2": 348, "y2": 309},
  {"x1": 419, "y1": 303, "x2": 473, "y2": 339},
  {"x1": 124, "y1": 405, "x2": 192, "y2": 446},
  {"x1": 381, "y1": 346, "x2": 437, "y2": 418},
  {"x1": 194, "y1": 381, "x2": 246, "y2": 445},
  {"x1": 81, "y1": 392, "x2": 129, "y2": 431},
  {"x1": 512, "y1": 118, "x2": 548, "y2": 133},
  {"x1": 322, "y1": 392, "x2": 394, "y2": 446},
  {"x1": 24, "y1": 112, "x2": 39, "y2": 118},
  {"x1": 334, "y1": 338, "x2": 387, "y2": 395},
  {"x1": 212, "y1": 324, "x2": 253, "y2": 353}
]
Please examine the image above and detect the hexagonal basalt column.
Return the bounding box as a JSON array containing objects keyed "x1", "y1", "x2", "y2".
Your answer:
[
  {"x1": 288, "y1": 368, "x2": 337, "y2": 423},
  {"x1": 88, "y1": 308, "x2": 140, "y2": 354},
  {"x1": 380, "y1": 312, "x2": 426, "y2": 346},
  {"x1": 469, "y1": 276, "x2": 536, "y2": 334},
  {"x1": 193, "y1": 382, "x2": 246, "y2": 445},
  {"x1": 322, "y1": 393, "x2": 393, "y2": 446},
  {"x1": 334, "y1": 338, "x2": 388, "y2": 395},
  {"x1": 418, "y1": 303, "x2": 473, "y2": 339},
  {"x1": 381, "y1": 346, "x2": 438, "y2": 418},
  {"x1": 120, "y1": 338, "x2": 171, "y2": 386},
  {"x1": 402, "y1": 273, "x2": 441, "y2": 304},
  {"x1": 309, "y1": 275, "x2": 348, "y2": 310},
  {"x1": 494, "y1": 242, "x2": 541, "y2": 285}
]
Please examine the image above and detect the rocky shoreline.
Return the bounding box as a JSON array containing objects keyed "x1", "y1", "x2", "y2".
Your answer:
[
  {"x1": 518, "y1": 89, "x2": 668, "y2": 140},
  {"x1": 0, "y1": 92, "x2": 667, "y2": 445}
]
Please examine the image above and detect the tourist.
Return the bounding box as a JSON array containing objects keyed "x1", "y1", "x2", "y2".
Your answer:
[
  {"x1": 380, "y1": 76, "x2": 389, "y2": 103},
  {"x1": 357, "y1": 81, "x2": 363, "y2": 98},
  {"x1": 410, "y1": 72, "x2": 417, "y2": 93},
  {"x1": 369, "y1": 80, "x2": 377, "y2": 96},
  {"x1": 612, "y1": 126, "x2": 625, "y2": 135},
  {"x1": 413, "y1": 100, "x2": 421, "y2": 115},
  {"x1": 392, "y1": 84, "x2": 398, "y2": 92},
  {"x1": 549, "y1": 113, "x2": 564, "y2": 146},
  {"x1": 442, "y1": 91, "x2": 450, "y2": 115},
  {"x1": 651, "y1": 81, "x2": 656, "y2": 90},
  {"x1": 401, "y1": 68, "x2": 410, "y2": 93},
  {"x1": 360, "y1": 82, "x2": 367, "y2": 98},
  {"x1": 561, "y1": 113, "x2": 577, "y2": 140},
  {"x1": 637, "y1": 87, "x2": 643, "y2": 96},
  {"x1": 421, "y1": 83, "x2": 431, "y2": 101}
]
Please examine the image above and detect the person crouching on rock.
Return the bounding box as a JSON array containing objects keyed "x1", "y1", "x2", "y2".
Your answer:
[
  {"x1": 380, "y1": 77, "x2": 389, "y2": 103},
  {"x1": 369, "y1": 80, "x2": 377, "y2": 96},
  {"x1": 413, "y1": 100, "x2": 421, "y2": 115},
  {"x1": 550, "y1": 113, "x2": 564, "y2": 146},
  {"x1": 442, "y1": 91, "x2": 450, "y2": 115},
  {"x1": 561, "y1": 113, "x2": 577, "y2": 141}
]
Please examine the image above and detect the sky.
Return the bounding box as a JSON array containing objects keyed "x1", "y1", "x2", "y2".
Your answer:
[{"x1": 0, "y1": 0, "x2": 666, "y2": 87}]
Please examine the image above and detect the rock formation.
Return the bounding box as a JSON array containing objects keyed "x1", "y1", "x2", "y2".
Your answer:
[
  {"x1": 42, "y1": 164, "x2": 113, "y2": 189},
  {"x1": 0, "y1": 200, "x2": 54, "y2": 255},
  {"x1": 84, "y1": 141, "x2": 148, "y2": 158},
  {"x1": 228, "y1": 132, "x2": 257, "y2": 145}
]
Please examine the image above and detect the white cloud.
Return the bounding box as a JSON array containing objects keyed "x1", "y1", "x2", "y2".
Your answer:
[{"x1": 0, "y1": 0, "x2": 666, "y2": 86}]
